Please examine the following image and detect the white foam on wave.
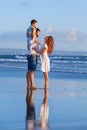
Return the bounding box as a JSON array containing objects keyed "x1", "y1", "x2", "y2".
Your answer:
[
  {"x1": 0, "y1": 58, "x2": 27, "y2": 62},
  {"x1": 0, "y1": 64, "x2": 27, "y2": 69}
]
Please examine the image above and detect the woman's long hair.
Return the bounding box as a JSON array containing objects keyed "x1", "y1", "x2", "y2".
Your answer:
[{"x1": 47, "y1": 36, "x2": 54, "y2": 55}]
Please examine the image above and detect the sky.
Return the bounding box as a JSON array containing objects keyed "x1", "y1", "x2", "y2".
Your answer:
[{"x1": 0, "y1": 0, "x2": 87, "y2": 51}]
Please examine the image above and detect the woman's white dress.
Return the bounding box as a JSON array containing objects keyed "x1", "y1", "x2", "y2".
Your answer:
[{"x1": 40, "y1": 44, "x2": 50, "y2": 72}]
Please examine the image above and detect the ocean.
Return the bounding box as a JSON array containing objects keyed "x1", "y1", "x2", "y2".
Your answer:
[{"x1": 0, "y1": 48, "x2": 87, "y2": 78}]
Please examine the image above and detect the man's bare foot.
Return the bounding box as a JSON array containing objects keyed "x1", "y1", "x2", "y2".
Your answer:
[
  {"x1": 44, "y1": 86, "x2": 49, "y2": 89},
  {"x1": 32, "y1": 86, "x2": 38, "y2": 90}
]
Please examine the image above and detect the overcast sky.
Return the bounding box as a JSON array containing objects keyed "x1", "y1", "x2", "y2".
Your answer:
[{"x1": 0, "y1": 0, "x2": 87, "y2": 51}]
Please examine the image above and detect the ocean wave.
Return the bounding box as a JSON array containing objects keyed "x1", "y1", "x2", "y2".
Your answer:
[
  {"x1": 1, "y1": 64, "x2": 87, "y2": 74},
  {"x1": 15, "y1": 55, "x2": 27, "y2": 59},
  {"x1": 0, "y1": 64, "x2": 27, "y2": 69},
  {"x1": 0, "y1": 54, "x2": 87, "y2": 74},
  {"x1": 0, "y1": 58, "x2": 27, "y2": 62}
]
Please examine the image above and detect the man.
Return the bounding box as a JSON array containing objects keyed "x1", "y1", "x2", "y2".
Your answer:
[{"x1": 26, "y1": 19, "x2": 41, "y2": 89}]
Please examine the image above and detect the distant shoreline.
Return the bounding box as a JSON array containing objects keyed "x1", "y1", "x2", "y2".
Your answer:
[{"x1": 0, "y1": 48, "x2": 87, "y2": 56}]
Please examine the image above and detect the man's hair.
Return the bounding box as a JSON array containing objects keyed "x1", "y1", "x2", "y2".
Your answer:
[
  {"x1": 36, "y1": 28, "x2": 41, "y2": 32},
  {"x1": 31, "y1": 19, "x2": 38, "y2": 25},
  {"x1": 36, "y1": 28, "x2": 41, "y2": 37}
]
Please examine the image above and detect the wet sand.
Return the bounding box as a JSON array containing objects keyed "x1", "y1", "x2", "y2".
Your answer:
[{"x1": 0, "y1": 77, "x2": 87, "y2": 130}]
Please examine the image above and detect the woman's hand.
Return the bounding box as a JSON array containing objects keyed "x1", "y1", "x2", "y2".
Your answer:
[
  {"x1": 35, "y1": 40, "x2": 41, "y2": 45},
  {"x1": 32, "y1": 47, "x2": 39, "y2": 53}
]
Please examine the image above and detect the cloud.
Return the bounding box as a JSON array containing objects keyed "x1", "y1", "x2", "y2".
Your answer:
[
  {"x1": 43, "y1": 27, "x2": 87, "y2": 44},
  {"x1": 0, "y1": 31, "x2": 25, "y2": 42},
  {"x1": 0, "y1": 28, "x2": 87, "y2": 46},
  {"x1": 67, "y1": 28, "x2": 78, "y2": 42},
  {"x1": 18, "y1": 0, "x2": 29, "y2": 7},
  {"x1": 47, "y1": 27, "x2": 53, "y2": 33}
]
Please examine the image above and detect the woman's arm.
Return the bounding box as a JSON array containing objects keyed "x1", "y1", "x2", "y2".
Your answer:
[
  {"x1": 33, "y1": 47, "x2": 47, "y2": 55},
  {"x1": 40, "y1": 48, "x2": 47, "y2": 55}
]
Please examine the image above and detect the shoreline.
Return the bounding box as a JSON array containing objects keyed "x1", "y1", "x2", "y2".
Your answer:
[{"x1": 0, "y1": 67, "x2": 87, "y2": 79}]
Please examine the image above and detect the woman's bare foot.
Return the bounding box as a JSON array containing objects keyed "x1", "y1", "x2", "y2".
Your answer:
[{"x1": 44, "y1": 85, "x2": 49, "y2": 89}]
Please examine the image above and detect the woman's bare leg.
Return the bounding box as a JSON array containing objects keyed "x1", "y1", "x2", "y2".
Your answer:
[{"x1": 43, "y1": 72, "x2": 49, "y2": 89}]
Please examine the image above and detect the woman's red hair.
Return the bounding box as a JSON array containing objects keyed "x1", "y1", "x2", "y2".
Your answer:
[{"x1": 46, "y1": 36, "x2": 54, "y2": 55}]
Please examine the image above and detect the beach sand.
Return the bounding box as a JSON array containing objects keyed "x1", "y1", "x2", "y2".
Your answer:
[{"x1": 0, "y1": 75, "x2": 87, "y2": 130}]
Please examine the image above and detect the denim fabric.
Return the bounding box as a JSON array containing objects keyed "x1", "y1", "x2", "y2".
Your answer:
[{"x1": 27, "y1": 55, "x2": 37, "y2": 71}]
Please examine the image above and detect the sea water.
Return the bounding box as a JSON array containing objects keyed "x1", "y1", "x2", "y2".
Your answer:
[{"x1": 0, "y1": 48, "x2": 87, "y2": 79}]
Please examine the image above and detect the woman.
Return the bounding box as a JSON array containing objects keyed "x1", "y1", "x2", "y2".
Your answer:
[{"x1": 33, "y1": 36, "x2": 54, "y2": 89}]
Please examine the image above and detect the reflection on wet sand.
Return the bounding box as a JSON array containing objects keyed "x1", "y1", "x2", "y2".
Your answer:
[
  {"x1": 26, "y1": 88, "x2": 36, "y2": 129},
  {"x1": 26, "y1": 88, "x2": 49, "y2": 130},
  {"x1": 26, "y1": 79, "x2": 49, "y2": 130},
  {"x1": 39, "y1": 89, "x2": 49, "y2": 129}
]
